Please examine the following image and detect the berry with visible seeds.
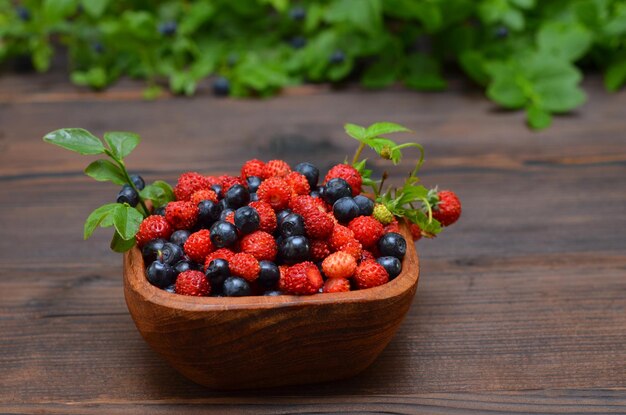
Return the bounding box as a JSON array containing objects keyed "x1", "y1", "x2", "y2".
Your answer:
[
  {"x1": 383, "y1": 220, "x2": 401, "y2": 234},
  {"x1": 324, "y1": 164, "x2": 362, "y2": 196},
  {"x1": 409, "y1": 222, "x2": 422, "y2": 241},
  {"x1": 361, "y1": 250, "x2": 376, "y2": 262},
  {"x1": 246, "y1": 176, "x2": 262, "y2": 193},
  {"x1": 136, "y1": 215, "x2": 173, "y2": 248},
  {"x1": 322, "y1": 251, "x2": 357, "y2": 279},
  {"x1": 223, "y1": 276, "x2": 251, "y2": 296},
  {"x1": 348, "y1": 216, "x2": 383, "y2": 248},
  {"x1": 281, "y1": 261, "x2": 323, "y2": 295},
  {"x1": 378, "y1": 232, "x2": 407, "y2": 259},
  {"x1": 205, "y1": 259, "x2": 230, "y2": 292},
  {"x1": 229, "y1": 252, "x2": 260, "y2": 282},
  {"x1": 279, "y1": 213, "x2": 306, "y2": 237},
  {"x1": 161, "y1": 242, "x2": 184, "y2": 265},
  {"x1": 146, "y1": 261, "x2": 177, "y2": 288},
  {"x1": 240, "y1": 231, "x2": 277, "y2": 261},
  {"x1": 175, "y1": 270, "x2": 210, "y2": 296},
  {"x1": 197, "y1": 200, "x2": 222, "y2": 228},
  {"x1": 209, "y1": 221, "x2": 238, "y2": 248},
  {"x1": 213, "y1": 77, "x2": 230, "y2": 96},
  {"x1": 294, "y1": 162, "x2": 319, "y2": 188},
  {"x1": 141, "y1": 238, "x2": 166, "y2": 264},
  {"x1": 377, "y1": 256, "x2": 402, "y2": 280},
  {"x1": 309, "y1": 239, "x2": 331, "y2": 262},
  {"x1": 328, "y1": 224, "x2": 355, "y2": 251},
  {"x1": 191, "y1": 189, "x2": 218, "y2": 205},
  {"x1": 323, "y1": 178, "x2": 352, "y2": 205},
  {"x1": 338, "y1": 239, "x2": 362, "y2": 261},
  {"x1": 285, "y1": 171, "x2": 310, "y2": 195},
  {"x1": 266, "y1": 160, "x2": 291, "y2": 178},
  {"x1": 353, "y1": 195, "x2": 374, "y2": 216},
  {"x1": 323, "y1": 278, "x2": 350, "y2": 293},
  {"x1": 183, "y1": 229, "x2": 214, "y2": 263},
  {"x1": 279, "y1": 235, "x2": 310, "y2": 264},
  {"x1": 165, "y1": 201, "x2": 198, "y2": 230},
  {"x1": 373, "y1": 203, "x2": 394, "y2": 225},
  {"x1": 332, "y1": 197, "x2": 360, "y2": 223},
  {"x1": 130, "y1": 174, "x2": 145, "y2": 190},
  {"x1": 354, "y1": 260, "x2": 389, "y2": 289},
  {"x1": 258, "y1": 260, "x2": 280, "y2": 289},
  {"x1": 204, "y1": 248, "x2": 236, "y2": 269},
  {"x1": 169, "y1": 230, "x2": 191, "y2": 247},
  {"x1": 224, "y1": 184, "x2": 249, "y2": 209},
  {"x1": 241, "y1": 159, "x2": 267, "y2": 180},
  {"x1": 174, "y1": 172, "x2": 210, "y2": 202},
  {"x1": 117, "y1": 185, "x2": 139, "y2": 207},
  {"x1": 249, "y1": 201, "x2": 277, "y2": 233},
  {"x1": 257, "y1": 177, "x2": 292, "y2": 210},
  {"x1": 234, "y1": 206, "x2": 260, "y2": 234},
  {"x1": 432, "y1": 190, "x2": 461, "y2": 227}
]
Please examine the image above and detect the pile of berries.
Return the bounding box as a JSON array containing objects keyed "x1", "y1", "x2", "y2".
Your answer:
[{"x1": 137, "y1": 160, "x2": 461, "y2": 297}]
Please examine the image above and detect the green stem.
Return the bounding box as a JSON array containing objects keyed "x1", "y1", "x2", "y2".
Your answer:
[
  {"x1": 418, "y1": 196, "x2": 433, "y2": 223},
  {"x1": 105, "y1": 150, "x2": 150, "y2": 217},
  {"x1": 378, "y1": 171, "x2": 388, "y2": 197},
  {"x1": 352, "y1": 142, "x2": 366, "y2": 165},
  {"x1": 393, "y1": 142, "x2": 425, "y2": 177}
]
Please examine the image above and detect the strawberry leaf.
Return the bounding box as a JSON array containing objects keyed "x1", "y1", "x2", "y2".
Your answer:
[{"x1": 365, "y1": 122, "x2": 412, "y2": 137}]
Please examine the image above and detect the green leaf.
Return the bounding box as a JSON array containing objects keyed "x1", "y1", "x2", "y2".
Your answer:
[
  {"x1": 344, "y1": 123, "x2": 368, "y2": 141},
  {"x1": 83, "y1": 203, "x2": 118, "y2": 239},
  {"x1": 487, "y1": 78, "x2": 526, "y2": 109},
  {"x1": 325, "y1": 0, "x2": 382, "y2": 34},
  {"x1": 526, "y1": 106, "x2": 552, "y2": 129},
  {"x1": 103, "y1": 131, "x2": 141, "y2": 160},
  {"x1": 404, "y1": 54, "x2": 447, "y2": 91},
  {"x1": 140, "y1": 180, "x2": 174, "y2": 208},
  {"x1": 84, "y1": 160, "x2": 127, "y2": 185},
  {"x1": 604, "y1": 58, "x2": 626, "y2": 92},
  {"x1": 43, "y1": 128, "x2": 105, "y2": 155},
  {"x1": 509, "y1": 0, "x2": 535, "y2": 9},
  {"x1": 459, "y1": 51, "x2": 490, "y2": 86},
  {"x1": 81, "y1": 0, "x2": 108, "y2": 18},
  {"x1": 534, "y1": 81, "x2": 586, "y2": 113},
  {"x1": 43, "y1": 0, "x2": 77, "y2": 23},
  {"x1": 537, "y1": 22, "x2": 593, "y2": 61},
  {"x1": 366, "y1": 122, "x2": 412, "y2": 138},
  {"x1": 112, "y1": 204, "x2": 143, "y2": 240},
  {"x1": 110, "y1": 232, "x2": 136, "y2": 253}
]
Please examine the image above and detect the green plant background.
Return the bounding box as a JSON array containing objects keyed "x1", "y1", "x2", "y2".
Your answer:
[{"x1": 2, "y1": 0, "x2": 625, "y2": 129}]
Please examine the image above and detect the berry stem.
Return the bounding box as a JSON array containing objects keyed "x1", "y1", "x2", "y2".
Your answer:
[
  {"x1": 105, "y1": 149, "x2": 150, "y2": 217},
  {"x1": 393, "y1": 142, "x2": 425, "y2": 177},
  {"x1": 352, "y1": 142, "x2": 366, "y2": 165}
]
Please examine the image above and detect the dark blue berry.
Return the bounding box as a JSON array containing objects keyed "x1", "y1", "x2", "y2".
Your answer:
[
  {"x1": 377, "y1": 256, "x2": 402, "y2": 280},
  {"x1": 353, "y1": 195, "x2": 374, "y2": 216},
  {"x1": 223, "y1": 276, "x2": 251, "y2": 297},
  {"x1": 310, "y1": 189, "x2": 322, "y2": 198},
  {"x1": 276, "y1": 209, "x2": 293, "y2": 226},
  {"x1": 211, "y1": 184, "x2": 222, "y2": 196},
  {"x1": 279, "y1": 235, "x2": 309, "y2": 265},
  {"x1": 174, "y1": 260, "x2": 195, "y2": 275},
  {"x1": 289, "y1": 6, "x2": 306, "y2": 21},
  {"x1": 225, "y1": 184, "x2": 249, "y2": 209},
  {"x1": 279, "y1": 213, "x2": 305, "y2": 237},
  {"x1": 213, "y1": 77, "x2": 230, "y2": 97},
  {"x1": 210, "y1": 221, "x2": 238, "y2": 248},
  {"x1": 198, "y1": 200, "x2": 221, "y2": 228},
  {"x1": 323, "y1": 178, "x2": 352, "y2": 205},
  {"x1": 169, "y1": 230, "x2": 191, "y2": 247},
  {"x1": 141, "y1": 238, "x2": 166, "y2": 264},
  {"x1": 130, "y1": 174, "x2": 145, "y2": 190},
  {"x1": 153, "y1": 206, "x2": 166, "y2": 216},
  {"x1": 246, "y1": 176, "x2": 262, "y2": 193},
  {"x1": 16, "y1": 6, "x2": 30, "y2": 21},
  {"x1": 205, "y1": 259, "x2": 230, "y2": 293},
  {"x1": 158, "y1": 21, "x2": 177, "y2": 36},
  {"x1": 93, "y1": 42, "x2": 105, "y2": 54},
  {"x1": 117, "y1": 185, "x2": 139, "y2": 207},
  {"x1": 289, "y1": 36, "x2": 307, "y2": 49},
  {"x1": 378, "y1": 232, "x2": 407, "y2": 260},
  {"x1": 333, "y1": 197, "x2": 360, "y2": 223},
  {"x1": 146, "y1": 261, "x2": 177, "y2": 288},
  {"x1": 219, "y1": 198, "x2": 231, "y2": 212},
  {"x1": 164, "y1": 284, "x2": 176, "y2": 293},
  {"x1": 495, "y1": 26, "x2": 509, "y2": 39},
  {"x1": 234, "y1": 206, "x2": 260, "y2": 234},
  {"x1": 227, "y1": 53, "x2": 238, "y2": 67},
  {"x1": 161, "y1": 242, "x2": 184, "y2": 265},
  {"x1": 329, "y1": 50, "x2": 345, "y2": 64},
  {"x1": 258, "y1": 261, "x2": 280, "y2": 289},
  {"x1": 249, "y1": 192, "x2": 259, "y2": 202},
  {"x1": 263, "y1": 290, "x2": 283, "y2": 296},
  {"x1": 294, "y1": 162, "x2": 319, "y2": 188}
]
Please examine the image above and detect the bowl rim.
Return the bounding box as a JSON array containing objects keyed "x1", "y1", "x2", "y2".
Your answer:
[{"x1": 124, "y1": 223, "x2": 419, "y2": 311}]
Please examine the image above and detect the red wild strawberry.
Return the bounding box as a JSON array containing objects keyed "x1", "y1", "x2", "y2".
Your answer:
[
  {"x1": 165, "y1": 201, "x2": 198, "y2": 230},
  {"x1": 360, "y1": 250, "x2": 376, "y2": 262},
  {"x1": 324, "y1": 164, "x2": 362, "y2": 196},
  {"x1": 249, "y1": 201, "x2": 277, "y2": 233},
  {"x1": 175, "y1": 270, "x2": 210, "y2": 296},
  {"x1": 432, "y1": 190, "x2": 461, "y2": 227},
  {"x1": 285, "y1": 172, "x2": 310, "y2": 196},
  {"x1": 354, "y1": 260, "x2": 389, "y2": 289},
  {"x1": 204, "y1": 248, "x2": 236, "y2": 270},
  {"x1": 322, "y1": 251, "x2": 357, "y2": 279},
  {"x1": 409, "y1": 222, "x2": 422, "y2": 241},
  {"x1": 302, "y1": 209, "x2": 334, "y2": 239},
  {"x1": 224, "y1": 211, "x2": 235, "y2": 224},
  {"x1": 229, "y1": 252, "x2": 260, "y2": 282},
  {"x1": 190, "y1": 189, "x2": 218, "y2": 205},
  {"x1": 383, "y1": 219, "x2": 401, "y2": 234},
  {"x1": 348, "y1": 216, "x2": 383, "y2": 248},
  {"x1": 136, "y1": 215, "x2": 173, "y2": 248},
  {"x1": 240, "y1": 231, "x2": 277, "y2": 261},
  {"x1": 220, "y1": 175, "x2": 246, "y2": 196},
  {"x1": 280, "y1": 261, "x2": 323, "y2": 295},
  {"x1": 205, "y1": 176, "x2": 221, "y2": 186},
  {"x1": 266, "y1": 159, "x2": 291, "y2": 178},
  {"x1": 241, "y1": 159, "x2": 267, "y2": 179},
  {"x1": 257, "y1": 177, "x2": 292, "y2": 210},
  {"x1": 309, "y1": 239, "x2": 331, "y2": 262},
  {"x1": 174, "y1": 172, "x2": 210, "y2": 201},
  {"x1": 183, "y1": 229, "x2": 214, "y2": 263},
  {"x1": 323, "y1": 278, "x2": 351, "y2": 293},
  {"x1": 338, "y1": 239, "x2": 362, "y2": 261},
  {"x1": 328, "y1": 224, "x2": 355, "y2": 251}
]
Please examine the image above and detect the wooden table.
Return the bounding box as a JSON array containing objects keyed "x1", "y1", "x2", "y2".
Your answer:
[{"x1": 1, "y1": 73, "x2": 625, "y2": 414}]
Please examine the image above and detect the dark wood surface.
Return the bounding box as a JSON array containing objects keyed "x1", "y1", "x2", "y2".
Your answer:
[{"x1": 0, "y1": 72, "x2": 625, "y2": 413}]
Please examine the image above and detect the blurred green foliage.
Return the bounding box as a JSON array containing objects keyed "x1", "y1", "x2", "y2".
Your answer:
[{"x1": 1, "y1": 0, "x2": 625, "y2": 129}]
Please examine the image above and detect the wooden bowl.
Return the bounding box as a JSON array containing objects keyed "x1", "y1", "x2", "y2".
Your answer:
[{"x1": 123, "y1": 224, "x2": 419, "y2": 389}]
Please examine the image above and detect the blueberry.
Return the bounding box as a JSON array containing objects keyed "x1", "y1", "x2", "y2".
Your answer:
[
  {"x1": 289, "y1": 36, "x2": 306, "y2": 49},
  {"x1": 227, "y1": 53, "x2": 238, "y2": 67},
  {"x1": 197, "y1": 200, "x2": 221, "y2": 228},
  {"x1": 249, "y1": 192, "x2": 259, "y2": 202},
  {"x1": 258, "y1": 261, "x2": 280, "y2": 289},
  {"x1": 495, "y1": 26, "x2": 508, "y2": 39},
  {"x1": 310, "y1": 189, "x2": 322, "y2": 199},
  {"x1": 234, "y1": 206, "x2": 260, "y2": 234},
  {"x1": 170, "y1": 230, "x2": 191, "y2": 247},
  {"x1": 219, "y1": 198, "x2": 231, "y2": 212},
  {"x1": 323, "y1": 178, "x2": 352, "y2": 205},
  {"x1": 225, "y1": 184, "x2": 249, "y2": 209},
  {"x1": 329, "y1": 50, "x2": 345, "y2": 64},
  {"x1": 213, "y1": 77, "x2": 230, "y2": 97},
  {"x1": 205, "y1": 259, "x2": 230, "y2": 292},
  {"x1": 211, "y1": 184, "x2": 223, "y2": 196},
  {"x1": 289, "y1": 6, "x2": 306, "y2": 21},
  {"x1": 161, "y1": 242, "x2": 184, "y2": 265},
  {"x1": 377, "y1": 256, "x2": 402, "y2": 280},
  {"x1": 146, "y1": 261, "x2": 177, "y2": 288},
  {"x1": 16, "y1": 6, "x2": 30, "y2": 21},
  {"x1": 141, "y1": 238, "x2": 166, "y2": 264},
  {"x1": 279, "y1": 235, "x2": 309, "y2": 264},
  {"x1": 378, "y1": 232, "x2": 407, "y2": 260},
  {"x1": 279, "y1": 213, "x2": 305, "y2": 237},
  {"x1": 164, "y1": 284, "x2": 176, "y2": 293},
  {"x1": 246, "y1": 176, "x2": 262, "y2": 193},
  {"x1": 332, "y1": 197, "x2": 360, "y2": 223},
  {"x1": 130, "y1": 174, "x2": 145, "y2": 190},
  {"x1": 353, "y1": 195, "x2": 374, "y2": 216},
  {"x1": 276, "y1": 209, "x2": 293, "y2": 226},
  {"x1": 158, "y1": 21, "x2": 177, "y2": 36},
  {"x1": 117, "y1": 185, "x2": 139, "y2": 207},
  {"x1": 223, "y1": 276, "x2": 251, "y2": 297},
  {"x1": 294, "y1": 162, "x2": 319, "y2": 188},
  {"x1": 174, "y1": 260, "x2": 195, "y2": 275},
  {"x1": 263, "y1": 290, "x2": 283, "y2": 296},
  {"x1": 93, "y1": 42, "x2": 105, "y2": 54},
  {"x1": 210, "y1": 221, "x2": 238, "y2": 248}
]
